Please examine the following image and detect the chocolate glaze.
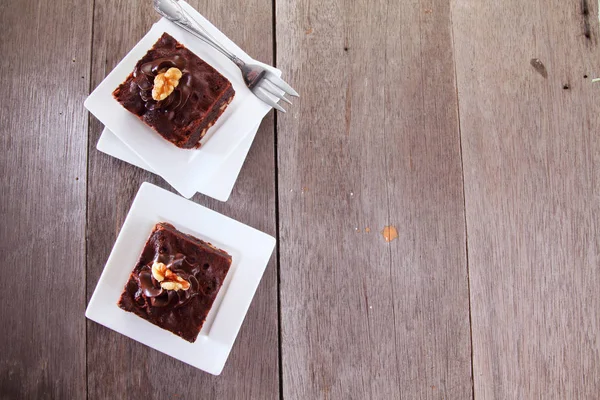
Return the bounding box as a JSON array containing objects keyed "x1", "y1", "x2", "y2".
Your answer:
[
  {"x1": 135, "y1": 253, "x2": 208, "y2": 310},
  {"x1": 118, "y1": 222, "x2": 232, "y2": 343},
  {"x1": 133, "y1": 55, "x2": 194, "y2": 116},
  {"x1": 113, "y1": 33, "x2": 235, "y2": 149}
]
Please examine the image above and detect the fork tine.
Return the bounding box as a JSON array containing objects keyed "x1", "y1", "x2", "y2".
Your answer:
[
  {"x1": 254, "y1": 87, "x2": 286, "y2": 112},
  {"x1": 264, "y1": 74, "x2": 299, "y2": 97},
  {"x1": 259, "y1": 81, "x2": 293, "y2": 104}
]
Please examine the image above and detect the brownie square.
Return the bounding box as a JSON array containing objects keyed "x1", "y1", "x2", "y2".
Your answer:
[
  {"x1": 118, "y1": 222, "x2": 232, "y2": 343},
  {"x1": 113, "y1": 32, "x2": 235, "y2": 149}
]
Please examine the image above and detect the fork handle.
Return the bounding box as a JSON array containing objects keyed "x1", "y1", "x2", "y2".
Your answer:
[{"x1": 153, "y1": 0, "x2": 245, "y2": 68}]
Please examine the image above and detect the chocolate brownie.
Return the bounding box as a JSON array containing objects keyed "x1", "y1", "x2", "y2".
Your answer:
[
  {"x1": 113, "y1": 33, "x2": 235, "y2": 149},
  {"x1": 118, "y1": 222, "x2": 232, "y2": 342}
]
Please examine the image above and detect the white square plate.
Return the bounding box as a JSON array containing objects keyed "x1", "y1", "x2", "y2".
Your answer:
[
  {"x1": 85, "y1": 182, "x2": 276, "y2": 375},
  {"x1": 97, "y1": 122, "x2": 259, "y2": 202},
  {"x1": 84, "y1": 2, "x2": 279, "y2": 198}
]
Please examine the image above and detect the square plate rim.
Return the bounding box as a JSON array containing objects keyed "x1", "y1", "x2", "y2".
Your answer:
[
  {"x1": 85, "y1": 182, "x2": 276, "y2": 375},
  {"x1": 96, "y1": 121, "x2": 260, "y2": 200}
]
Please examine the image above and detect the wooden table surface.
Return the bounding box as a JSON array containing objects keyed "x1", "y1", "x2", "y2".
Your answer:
[{"x1": 2, "y1": 0, "x2": 599, "y2": 398}]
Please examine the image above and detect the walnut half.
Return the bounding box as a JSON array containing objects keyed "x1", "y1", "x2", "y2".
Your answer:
[
  {"x1": 151, "y1": 261, "x2": 190, "y2": 291},
  {"x1": 151, "y1": 261, "x2": 168, "y2": 281},
  {"x1": 152, "y1": 67, "x2": 182, "y2": 101}
]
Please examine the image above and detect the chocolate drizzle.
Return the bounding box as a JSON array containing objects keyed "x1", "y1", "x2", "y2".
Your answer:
[
  {"x1": 112, "y1": 33, "x2": 236, "y2": 149},
  {"x1": 135, "y1": 253, "x2": 203, "y2": 310},
  {"x1": 133, "y1": 55, "x2": 193, "y2": 116},
  {"x1": 117, "y1": 222, "x2": 233, "y2": 342}
]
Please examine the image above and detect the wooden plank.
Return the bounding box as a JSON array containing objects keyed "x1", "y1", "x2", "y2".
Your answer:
[
  {"x1": 452, "y1": 0, "x2": 600, "y2": 397},
  {"x1": 0, "y1": 0, "x2": 92, "y2": 398},
  {"x1": 86, "y1": 0, "x2": 278, "y2": 398},
  {"x1": 276, "y1": 0, "x2": 472, "y2": 398}
]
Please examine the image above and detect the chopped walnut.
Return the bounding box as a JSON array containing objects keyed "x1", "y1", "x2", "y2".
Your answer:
[
  {"x1": 152, "y1": 67, "x2": 182, "y2": 101},
  {"x1": 151, "y1": 261, "x2": 168, "y2": 281},
  {"x1": 160, "y1": 275, "x2": 190, "y2": 291},
  {"x1": 158, "y1": 281, "x2": 179, "y2": 291},
  {"x1": 151, "y1": 260, "x2": 190, "y2": 291}
]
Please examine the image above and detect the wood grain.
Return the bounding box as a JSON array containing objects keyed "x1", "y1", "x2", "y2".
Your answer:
[
  {"x1": 4, "y1": 0, "x2": 600, "y2": 396},
  {"x1": 85, "y1": 0, "x2": 278, "y2": 398},
  {"x1": 0, "y1": 0, "x2": 92, "y2": 398},
  {"x1": 275, "y1": 0, "x2": 472, "y2": 398},
  {"x1": 452, "y1": 0, "x2": 600, "y2": 397}
]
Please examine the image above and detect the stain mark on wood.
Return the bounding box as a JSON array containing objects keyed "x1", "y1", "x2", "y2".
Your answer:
[
  {"x1": 530, "y1": 58, "x2": 548, "y2": 78},
  {"x1": 581, "y1": 0, "x2": 593, "y2": 40},
  {"x1": 582, "y1": 0, "x2": 590, "y2": 15},
  {"x1": 563, "y1": 83, "x2": 570, "y2": 89},
  {"x1": 382, "y1": 225, "x2": 398, "y2": 242}
]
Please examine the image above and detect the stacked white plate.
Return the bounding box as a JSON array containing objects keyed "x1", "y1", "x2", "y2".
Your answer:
[{"x1": 85, "y1": 1, "x2": 279, "y2": 201}]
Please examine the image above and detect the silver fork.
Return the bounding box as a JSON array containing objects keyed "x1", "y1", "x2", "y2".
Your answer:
[{"x1": 153, "y1": 0, "x2": 298, "y2": 112}]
